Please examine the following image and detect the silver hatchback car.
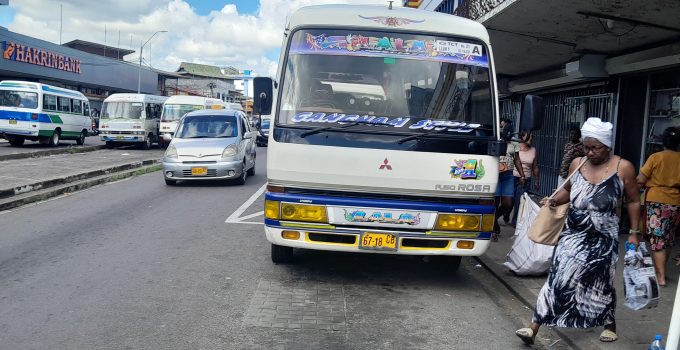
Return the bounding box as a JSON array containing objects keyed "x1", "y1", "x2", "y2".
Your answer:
[{"x1": 162, "y1": 109, "x2": 256, "y2": 185}]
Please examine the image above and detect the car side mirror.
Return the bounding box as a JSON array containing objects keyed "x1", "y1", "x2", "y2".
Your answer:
[
  {"x1": 254, "y1": 77, "x2": 273, "y2": 115},
  {"x1": 162, "y1": 134, "x2": 172, "y2": 142},
  {"x1": 519, "y1": 95, "x2": 544, "y2": 132}
]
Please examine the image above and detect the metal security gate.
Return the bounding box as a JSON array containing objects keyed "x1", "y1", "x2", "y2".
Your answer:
[{"x1": 499, "y1": 88, "x2": 614, "y2": 196}]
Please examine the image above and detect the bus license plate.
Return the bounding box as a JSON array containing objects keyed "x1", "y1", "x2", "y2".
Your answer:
[
  {"x1": 116, "y1": 136, "x2": 123, "y2": 140},
  {"x1": 360, "y1": 232, "x2": 397, "y2": 251},
  {"x1": 9, "y1": 119, "x2": 17, "y2": 125},
  {"x1": 191, "y1": 167, "x2": 208, "y2": 176}
]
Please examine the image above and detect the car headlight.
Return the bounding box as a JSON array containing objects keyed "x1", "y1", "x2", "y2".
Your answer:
[
  {"x1": 165, "y1": 145, "x2": 178, "y2": 159},
  {"x1": 222, "y1": 144, "x2": 238, "y2": 158}
]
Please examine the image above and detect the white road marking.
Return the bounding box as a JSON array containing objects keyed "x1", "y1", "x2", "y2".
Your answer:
[{"x1": 225, "y1": 184, "x2": 266, "y2": 223}]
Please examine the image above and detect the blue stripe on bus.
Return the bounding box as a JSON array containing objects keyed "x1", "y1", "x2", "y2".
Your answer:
[
  {"x1": 0, "y1": 110, "x2": 52, "y2": 123},
  {"x1": 0, "y1": 82, "x2": 38, "y2": 90},
  {"x1": 41, "y1": 85, "x2": 84, "y2": 98},
  {"x1": 265, "y1": 192, "x2": 494, "y2": 214}
]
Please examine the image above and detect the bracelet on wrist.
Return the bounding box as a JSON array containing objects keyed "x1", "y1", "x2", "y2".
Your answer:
[{"x1": 629, "y1": 229, "x2": 640, "y2": 235}]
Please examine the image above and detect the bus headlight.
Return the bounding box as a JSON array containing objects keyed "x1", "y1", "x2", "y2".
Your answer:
[
  {"x1": 265, "y1": 200, "x2": 280, "y2": 219},
  {"x1": 434, "y1": 214, "x2": 481, "y2": 231},
  {"x1": 280, "y1": 203, "x2": 327, "y2": 223},
  {"x1": 165, "y1": 145, "x2": 178, "y2": 159}
]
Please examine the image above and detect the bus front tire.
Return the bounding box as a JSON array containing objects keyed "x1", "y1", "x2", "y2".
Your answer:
[
  {"x1": 105, "y1": 141, "x2": 115, "y2": 149},
  {"x1": 76, "y1": 130, "x2": 86, "y2": 145},
  {"x1": 48, "y1": 130, "x2": 60, "y2": 147},
  {"x1": 430, "y1": 255, "x2": 462, "y2": 274},
  {"x1": 271, "y1": 244, "x2": 294, "y2": 264},
  {"x1": 7, "y1": 136, "x2": 24, "y2": 147}
]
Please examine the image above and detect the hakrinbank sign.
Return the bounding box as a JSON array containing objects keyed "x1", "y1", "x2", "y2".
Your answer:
[{"x1": 2, "y1": 41, "x2": 81, "y2": 74}]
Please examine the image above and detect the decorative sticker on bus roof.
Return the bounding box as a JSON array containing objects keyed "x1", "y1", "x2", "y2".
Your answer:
[
  {"x1": 289, "y1": 111, "x2": 482, "y2": 133},
  {"x1": 291, "y1": 33, "x2": 488, "y2": 67}
]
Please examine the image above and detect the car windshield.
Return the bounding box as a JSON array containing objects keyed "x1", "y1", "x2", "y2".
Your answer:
[
  {"x1": 162, "y1": 104, "x2": 204, "y2": 121},
  {"x1": 102, "y1": 102, "x2": 143, "y2": 119},
  {"x1": 0, "y1": 90, "x2": 38, "y2": 109},
  {"x1": 279, "y1": 29, "x2": 494, "y2": 138},
  {"x1": 176, "y1": 115, "x2": 238, "y2": 138}
]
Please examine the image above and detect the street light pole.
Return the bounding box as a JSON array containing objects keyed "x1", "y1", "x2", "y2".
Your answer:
[{"x1": 137, "y1": 30, "x2": 167, "y2": 94}]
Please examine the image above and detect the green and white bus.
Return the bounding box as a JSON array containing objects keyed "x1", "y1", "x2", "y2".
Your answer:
[{"x1": 0, "y1": 80, "x2": 91, "y2": 146}]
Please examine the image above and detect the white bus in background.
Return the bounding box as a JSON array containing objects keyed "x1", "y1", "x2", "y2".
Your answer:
[
  {"x1": 0, "y1": 80, "x2": 91, "y2": 147},
  {"x1": 159, "y1": 96, "x2": 228, "y2": 148},
  {"x1": 99, "y1": 93, "x2": 168, "y2": 149}
]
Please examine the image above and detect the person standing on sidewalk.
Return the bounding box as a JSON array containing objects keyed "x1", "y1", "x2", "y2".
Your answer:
[
  {"x1": 637, "y1": 126, "x2": 680, "y2": 286},
  {"x1": 515, "y1": 117, "x2": 641, "y2": 345},
  {"x1": 558, "y1": 126, "x2": 585, "y2": 187},
  {"x1": 493, "y1": 118, "x2": 518, "y2": 240},
  {"x1": 511, "y1": 131, "x2": 540, "y2": 227}
]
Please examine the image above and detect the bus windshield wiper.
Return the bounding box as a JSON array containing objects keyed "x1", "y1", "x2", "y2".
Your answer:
[
  {"x1": 396, "y1": 128, "x2": 452, "y2": 144},
  {"x1": 300, "y1": 120, "x2": 389, "y2": 138}
]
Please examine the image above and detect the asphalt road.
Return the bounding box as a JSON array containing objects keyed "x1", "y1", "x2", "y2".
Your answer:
[{"x1": 0, "y1": 149, "x2": 567, "y2": 350}]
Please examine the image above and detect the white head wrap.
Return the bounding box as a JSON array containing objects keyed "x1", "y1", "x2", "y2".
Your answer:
[{"x1": 581, "y1": 117, "x2": 613, "y2": 148}]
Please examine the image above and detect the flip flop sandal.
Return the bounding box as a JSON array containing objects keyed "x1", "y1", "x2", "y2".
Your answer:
[
  {"x1": 600, "y1": 329, "x2": 618, "y2": 342},
  {"x1": 515, "y1": 328, "x2": 534, "y2": 345}
]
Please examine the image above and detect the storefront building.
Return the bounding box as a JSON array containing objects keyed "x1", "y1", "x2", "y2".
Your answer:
[
  {"x1": 413, "y1": 0, "x2": 680, "y2": 196},
  {"x1": 0, "y1": 27, "x2": 159, "y2": 110}
]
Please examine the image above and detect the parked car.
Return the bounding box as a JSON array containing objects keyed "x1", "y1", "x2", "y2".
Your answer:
[
  {"x1": 256, "y1": 117, "x2": 270, "y2": 147},
  {"x1": 162, "y1": 109, "x2": 256, "y2": 185}
]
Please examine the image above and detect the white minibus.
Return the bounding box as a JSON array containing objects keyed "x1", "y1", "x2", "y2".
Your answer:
[
  {"x1": 159, "y1": 95, "x2": 228, "y2": 147},
  {"x1": 99, "y1": 93, "x2": 168, "y2": 149},
  {"x1": 0, "y1": 80, "x2": 91, "y2": 146}
]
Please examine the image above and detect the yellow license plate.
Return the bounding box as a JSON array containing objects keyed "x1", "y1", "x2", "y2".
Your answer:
[
  {"x1": 116, "y1": 136, "x2": 123, "y2": 140},
  {"x1": 360, "y1": 232, "x2": 398, "y2": 251},
  {"x1": 191, "y1": 167, "x2": 208, "y2": 176},
  {"x1": 9, "y1": 119, "x2": 17, "y2": 125}
]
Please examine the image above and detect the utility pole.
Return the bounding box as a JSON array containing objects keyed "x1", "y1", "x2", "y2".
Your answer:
[{"x1": 59, "y1": 4, "x2": 62, "y2": 45}]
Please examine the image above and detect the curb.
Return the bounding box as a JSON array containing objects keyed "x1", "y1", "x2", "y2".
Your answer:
[
  {"x1": 0, "y1": 159, "x2": 159, "y2": 200},
  {"x1": 0, "y1": 163, "x2": 162, "y2": 212},
  {"x1": 0, "y1": 144, "x2": 106, "y2": 161}
]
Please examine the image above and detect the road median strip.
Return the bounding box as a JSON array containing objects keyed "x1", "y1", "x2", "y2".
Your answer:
[
  {"x1": 0, "y1": 144, "x2": 106, "y2": 161},
  {"x1": 0, "y1": 160, "x2": 161, "y2": 211}
]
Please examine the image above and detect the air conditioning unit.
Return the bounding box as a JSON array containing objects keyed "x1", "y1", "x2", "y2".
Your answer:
[{"x1": 565, "y1": 54, "x2": 608, "y2": 78}]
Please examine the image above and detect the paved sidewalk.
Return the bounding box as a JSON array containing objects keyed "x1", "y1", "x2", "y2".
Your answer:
[
  {"x1": 479, "y1": 222, "x2": 679, "y2": 349},
  {"x1": 0, "y1": 148, "x2": 163, "y2": 192}
]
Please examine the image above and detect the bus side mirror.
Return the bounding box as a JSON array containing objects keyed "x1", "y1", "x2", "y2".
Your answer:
[
  {"x1": 253, "y1": 77, "x2": 273, "y2": 115},
  {"x1": 519, "y1": 95, "x2": 544, "y2": 132}
]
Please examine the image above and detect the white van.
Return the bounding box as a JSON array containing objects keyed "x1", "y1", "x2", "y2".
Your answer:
[
  {"x1": 159, "y1": 96, "x2": 228, "y2": 147},
  {"x1": 0, "y1": 80, "x2": 91, "y2": 146},
  {"x1": 99, "y1": 93, "x2": 168, "y2": 149}
]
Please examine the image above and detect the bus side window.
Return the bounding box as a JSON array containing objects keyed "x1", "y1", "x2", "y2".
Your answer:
[
  {"x1": 57, "y1": 96, "x2": 71, "y2": 113},
  {"x1": 43, "y1": 94, "x2": 57, "y2": 111},
  {"x1": 240, "y1": 117, "x2": 246, "y2": 136},
  {"x1": 83, "y1": 102, "x2": 90, "y2": 116},
  {"x1": 72, "y1": 100, "x2": 83, "y2": 114}
]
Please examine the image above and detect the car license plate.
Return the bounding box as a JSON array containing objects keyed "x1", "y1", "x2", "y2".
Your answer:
[
  {"x1": 9, "y1": 119, "x2": 17, "y2": 125},
  {"x1": 360, "y1": 232, "x2": 398, "y2": 251},
  {"x1": 191, "y1": 167, "x2": 208, "y2": 176},
  {"x1": 116, "y1": 136, "x2": 123, "y2": 140}
]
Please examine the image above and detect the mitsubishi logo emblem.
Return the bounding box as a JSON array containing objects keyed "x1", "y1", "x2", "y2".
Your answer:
[{"x1": 379, "y1": 158, "x2": 392, "y2": 170}]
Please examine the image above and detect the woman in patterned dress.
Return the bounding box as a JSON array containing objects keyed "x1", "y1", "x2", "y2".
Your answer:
[{"x1": 515, "y1": 118, "x2": 641, "y2": 345}]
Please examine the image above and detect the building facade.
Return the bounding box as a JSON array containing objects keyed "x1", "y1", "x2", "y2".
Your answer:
[{"x1": 0, "y1": 28, "x2": 160, "y2": 110}]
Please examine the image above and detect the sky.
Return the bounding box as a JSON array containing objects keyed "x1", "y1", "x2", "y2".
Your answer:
[{"x1": 0, "y1": 0, "x2": 400, "y2": 78}]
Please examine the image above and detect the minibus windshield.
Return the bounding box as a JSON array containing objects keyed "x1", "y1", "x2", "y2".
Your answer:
[
  {"x1": 279, "y1": 29, "x2": 494, "y2": 139},
  {"x1": 102, "y1": 102, "x2": 143, "y2": 119},
  {"x1": 162, "y1": 104, "x2": 203, "y2": 121}
]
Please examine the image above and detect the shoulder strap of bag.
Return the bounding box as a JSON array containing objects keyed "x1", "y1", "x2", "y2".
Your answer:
[{"x1": 549, "y1": 157, "x2": 588, "y2": 199}]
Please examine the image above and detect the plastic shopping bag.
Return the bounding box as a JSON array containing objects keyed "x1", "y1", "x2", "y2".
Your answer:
[
  {"x1": 623, "y1": 242, "x2": 660, "y2": 310},
  {"x1": 504, "y1": 193, "x2": 554, "y2": 276}
]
